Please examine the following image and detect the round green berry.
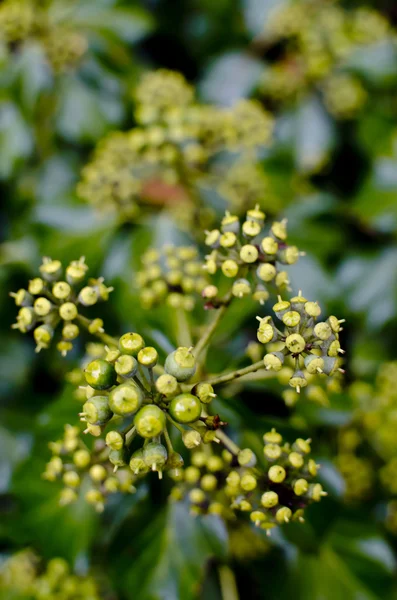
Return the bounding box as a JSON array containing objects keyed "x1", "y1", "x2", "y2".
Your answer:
[
  {"x1": 156, "y1": 374, "x2": 179, "y2": 398},
  {"x1": 191, "y1": 382, "x2": 216, "y2": 404},
  {"x1": 134, "y1": 405, "x2": 166, "y2": 438},
  {"x1": 84, "y1": 359, "x2": 117, "y2": 390},
  {"x1": 115, "y1": 354, "x2": 138, "y2": 377},
  {"x1": 82, "y1": 396, "x2": 112, "y2": 425},
  {"x1": 129, "y1": 448, "x2": 149, "y2": 475},
  {"x1": 168, "y1": 393, "x2": 202, "y2": 424},
  {"x1": 109, "y1": 382, "x2": 143, "y2": 416},
  {"x1": 164, "y1": 347, "x2": 196, "y2": 382},
  {"x1": 138, "y1": 346, "x2": 158, "y2": 368},
  {"x1": 143, "y1": 442, "x2": 168, "y2": 471},
  {"x1": 119, "y1": 332, "x2": 145, "y2": 356}
]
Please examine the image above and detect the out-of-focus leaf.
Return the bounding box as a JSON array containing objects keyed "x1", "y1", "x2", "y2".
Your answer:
[
  {"x1": 72, "y1": 4, "x2": 154, "y2": 43},
  {"x1": 344, "y1": 41, "x2": 397, "y2": 86},
  {"x1": 0, "y1": 102, "x2": 33, "y2": 178},
  {"x1": 12, "y1": 42, "x2": 52, "y2": 112},
  {"x1": 243, "y1": 0, "x2": 288, "y2": 37},
  {"x1": 116, "y1": 502, "x2": 228, "y2": 600},
  {"x1": 337, "y1": 249, "x2": 397, "y2": 330},
  {"x1": 200, "y1": 52, "x2": 263, "y2": 105},
  {"x1": 56, "y1": 76, "x2": 123, "y2": 143},
  {"x1": 294, "y1": 95, "x2": 336, "y2": 173}
]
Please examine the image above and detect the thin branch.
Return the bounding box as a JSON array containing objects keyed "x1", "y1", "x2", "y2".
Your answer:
[
  {"x1": 215, "y1": 430, "x2": 241, "y2": 455},
  {"x1": 218, "y1": 565, "x2": 239, "y2": 600},
  {"x1": 205, "y1": 360, "x2": 264, "y2": 387},
  {"x1": 76, "y1": 314, "x2": 119, "y2": 347}
]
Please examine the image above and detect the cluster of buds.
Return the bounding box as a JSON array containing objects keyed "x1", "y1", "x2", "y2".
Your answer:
[
  {"x1": 42, "y1": 425, "x2": 136, "y2": 513},
  {"x1": 136, "y1": 245, "x2": 208, "y2": 311},
  {"x1": 0, "y1": 551, "x2": 101, "y2": 600},
  {"x1": 77, "y1": 70, "x2": 273, "y2": 224},
  {"x1": 203, "y1": 207, "x2": 303, "y2": 305},
  {"x1": 10, "y1": 257, "x2": 113, "y2": 355},
  {"x1": 172, "y1": 429, "x2": 326, "y2": 533},
  {"x1": 260, "y1": 1, "x2": 390, "y2": 118},
  {"x1": 0, "y1": 0, "x2": 87, "y2": 73},
  {"x1": 256, "y1": 292, "x2": 345, "y2": 393},
  {"x1": 74, "y1": 335, "x2": 223, "y2": 489}
]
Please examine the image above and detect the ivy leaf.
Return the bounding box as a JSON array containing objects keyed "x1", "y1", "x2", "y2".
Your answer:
[
  {"x1": 0, "y1": 102, "x2": 33, "y2": 178},
  {"x1": 113, "y1": 501, "x2": 228, "y2": 600}
]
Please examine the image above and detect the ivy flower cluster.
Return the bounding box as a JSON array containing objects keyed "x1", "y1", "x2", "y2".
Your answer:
[
  {"x1": 203, "y1": 207, "x2": 303, "y2": 305},
  {"x1": 136, "y1": 245, "x2": 208, "y2": 311},
  {"x1": 259, "y1": 1, "x2": 391, "y2": 119},
  {"x1": 0, "y1": 0, "x2": 87, "y2": 73},
  {"x1": 0, "y1": 551, "x2": 101, "y2": 600},
  {"x1": 11, "y1": 249, "x2": 345, "y2": 528},
  {"x1": 10, "y1": 256, "x2": 113, "y2": 355},
  {"x1": 171, "y1": 430, "x2": 326, "y2": 534},
  {"x1": 257, "y1": 292, "x2": 345, "y2": 393},
  {"x1": 43, "y1": 424, "x2": 136, "y2": 513},
  {"x1": 335, "y1": 362, "x2": 397, "y2": 533},
  {"x1": 77, "y1": 69, "x2": 274, "y2": 225}
]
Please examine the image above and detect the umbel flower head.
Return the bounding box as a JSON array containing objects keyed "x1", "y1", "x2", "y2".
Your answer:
[
  {"x1": 202, "y1": 207, "x2": 304, "y2": 305},
  {"x1": 256, "y1": 292, "x2": 345, "y2": 393},
  {"x1": 136, "y1": 245, "x2": 208, "y2": 311},
  {"x1": 171, "y1": 429, "x2": 326, "y2": 533},
  {"x1": 0, "y1": 0, "x2": 87, "y2": 73},
  {"x1": 77, "y1": 69, "x2": 274, "y2": 225},
  {"x1": 0, "y1": 550, "x2": 101, "y2": 599},
  {"x1": 260, "y1": 0, "x2": 390, "y2": 119},
  {"x1": 10, "y1": 257, "x2": 113, "y2": 355}
]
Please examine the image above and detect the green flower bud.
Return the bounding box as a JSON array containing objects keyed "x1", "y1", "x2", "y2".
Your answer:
[
  {"x1": 307, "y1": 459, "x2": 318, "y2": 476},
  {"x1": 106, "y1": 430, "x2": 125, "y2": 451},
  {"x1": 60, "y1": 488, "x2": 78, "y2": 505},
  {"x1": 202, "y1": 285, "x2": 219, "y2": 299},
  {"x1": 263, "y1": 352, "x2": 284, "y2": 371},
  {"x1": 304, "y1": 301, "x2": 321, "y2": 318},
  {"x1": 309, "y1": 483, "x2": 327, "y2": 502},
  {"x1": 52, "y1": 281, "x2": 71, "y2": 300},
  {"x1": 327, "y1": 339, "x2": 343, "y2": 357},
  {"x1": 256, "y1": 316, "x2": 277, "y2": 343},
  {"x1": 134, "y1": 404, "x2": 166, "y2": 438},
  {"x1": 238, "y1": 448, "x2": 257, "y2": 467},
  {"x1": 282, "y1": 310, "x2": 301, "y2": 327},
  {"x1": 189, "y1": 488, "x2": 206, "y2": 505},
  {"x1": 278, "y1": 246, "x2": 300, "y2": 265},
  {"x1": 288, "y1": 452, "x2": 304, "y2": 469},
  {"x1": 84, "y1": 359, "x2": 117, "y2": 390},
  {"x1": 314, "y1": 322, "x2": 332, "y2": 340},
  {"x1": 232, "y1": 278, "x2": 251, "y2": 298},
  {"x1": 242, "y1": 219, "x2": 261, "y2": 237},
  {"x1": 168, "y1": 393, "x2": 202, "y2": 424},
  {"x1": 82, "y1": 396, "x2": 112, "y2": 425},
  {"x1": 263, "y1": 428, "x2": 282, "y2": 444},
  {"x1": 182, "y1": 430, "x2": 202, "y2": 448},
  {"x1": 119, "y1": 332, "x2": 145, "y2": 356},
  {"x1": 264, "y1": 443, "x2": 282, "y2": 461},
  {"x1": 78, "y1": 286, "x2": 98, "y2": 306},
  {"x1": 104, "y1": 477, "x2": 120, "y2": 493},
  {"x1": 200, "y1": 473, "x2": 218, "y2": 491},
  {"x1": 257, "y1": 263, "x2": 276, "y2": 282},
  {"x1": 66, "y1": 258, "x2": 88, "y2": 285},
  {"x1": 272, "y1": 298, "x2": 290, "y2": 317},
  {"x1": 156, "y1": 374, "x2": 179, "y2": 398},
  {"x1": 63, "y1": 471, "x2": 80, "y2": 487},
  {"x1": 73, "y1": 449, "x2": 91, "y2": 468},
  {"x1": 89, "y1": 318, "x2": 105, "y2": 335},
  {"x1": 62, "y1": 323, "x2": 79, "y2": 340},
  {"x1": 129, "y1": 448, "x2": 149, "y2": 475},
  {"x1": 89, "y1": 465, "x2": 107, "y2": 482},
  {"x1": 205, "y1": 229, "x2": 221, "y2": 247},
  {"x1": 115, "y1": 354, "x2": 138, "y2": 377},
  {"x1": 59, "y1": 302, "x2": 78, "y2": 320},
  {"x1": 40, "y1": 258, "x2": 62, "y2": 281},
  {"x1": 109, "y1": 448, "x2": 127, "y2": 469},
  {"x1": 293, "y1": 438, "x2": 311, "y2": 454},
  {"x1": 143, "y1": 442, "x2": 168, "y2": 474},
  {"x1": 85, "y1": 489, "x2": 105, "y2": 511},
  {"x1": 191, "y1": 452, "x2": 207, "y2": 468},
  {"x1": 304, "y1": 354, "x2": 325, "y2": 374},
  {"x1": 276, "y1": 506, "x2": 292, "y2": 523},
  {"x1": 167, "y1": 452, "x2": 184, "y2": 469},
  {"x1": 247, "y1": 205, "x2": 265, "y2": 225},
  {"x1": 240, "y1": 473, "x2": 257, "y2": 491},
  {"x1": 268, "y1": 465, "x2": 286, "y2": 483},
  {"x1": 28, "y1": 278, "x2": 45, "y2": 295},
  {"x1": 164, "y1": 347, "x2": 196, "y2": 382},
  {"x1": 261, "y1": 237, "x2": 278, "y2": 254},
  {"x1": 220, "y1": 231, "x2": 237, "y2": 248},
  {"x1": 33, "y1": 324, "x2": 53, "y2": 351},
  {"x1": 221, "y1": 212, "x2": 240, "y2": 233},
  {"x1": 10, "y1": 289, "x2": 33, "y2": 307},
  {"x1": 251, "y1": 510, "x2": 267, "y2": 526},
  {"x1": 253, "y1": 285, "x2": 269, "y2": 304},
  {"x1": 206, "y1": 456, "x2": 224, "y2": 472},
  {"x1": 191, "y1": 382, "x2": 216, "y2": 404},
  {"x1": 138, "y1": 346, "x2": 158, "y2": 368},
  {"x1": 271, "y1": 220, "x2": 287, "y2": 241},
  {"x1": 240, "y1": 244, "x2": 259, "y2": 263},
  {"x1": 289, "y1": 370, "x2": 307, "y2": 393},
  {"x1": 109, "y1": 382, "x2": 143, "y2": 416},
  {"x1": 294, "y1": 478, "x2": 309, "y2": 496},
  {"x1": 185, "y1": 466, "x2": 201, "y2": 484},
  {"x1": 221, "y1": 259, "x2": 239, "y2": 278},
  {"x1": 33, "y1": 297, "x2": 52, "y2": 317},
  {"x1": 327, "y1": 316, "x2": 345, "y2": 333},
  {"x1": 285, "y1": 333, "x2": 306, "y2": 353}
]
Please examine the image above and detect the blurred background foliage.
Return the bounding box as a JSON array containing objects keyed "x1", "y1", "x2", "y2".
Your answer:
[{"x1": 1, "y1": 0, "x2": 397, "y2": 599}]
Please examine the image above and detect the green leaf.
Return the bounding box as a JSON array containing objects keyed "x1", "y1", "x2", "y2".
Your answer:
[
  {"x1": 0, "y1": 102, "x2": 33, "y2": 178},
  {"x1": 115, "y1": 502, "x2": 228, "y2": 600},
  {"x1": 73, "y1": 3, "x2": 154, "y2": 43}
]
